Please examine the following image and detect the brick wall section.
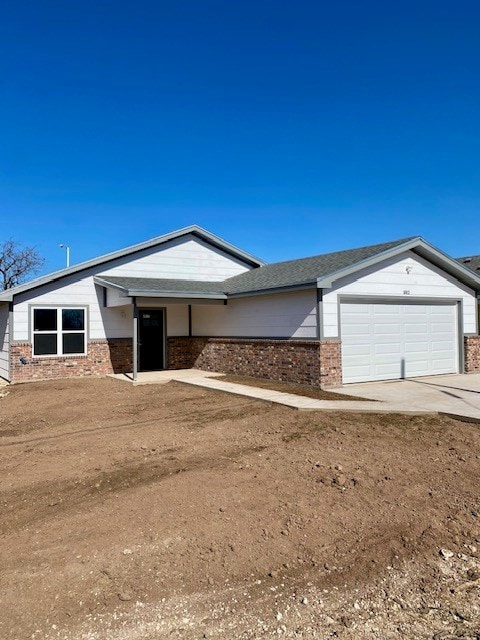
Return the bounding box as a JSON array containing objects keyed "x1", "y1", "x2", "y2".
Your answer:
[
  {"x1": 167, "y1": 337, "x2": 343, "y2": 388},
  {"x1": 10, "y1": 338, "x2": 132, "y2": 382},
  {"x1": 9, "y1": 336, "x2": 343, "y2": 387},
  {"x1": 464, "y1": 335, "x2": 480, "y2": 373},
  {"x1": 318, "y1": 339, "x2": 342, "y2": 387}
]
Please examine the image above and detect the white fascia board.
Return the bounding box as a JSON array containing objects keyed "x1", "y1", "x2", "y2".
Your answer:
[
  {"x1": 316, "y1": 238, "x2": 480, "y2": 291},
  {"x1": 127, "y1": 290, "x2": 226, "y2": 299}
]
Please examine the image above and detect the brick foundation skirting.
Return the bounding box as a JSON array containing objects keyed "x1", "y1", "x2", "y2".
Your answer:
[
  {"x1": 167, "y1": 337, "x2": 342, "y2": 388},
  {"x1": 9, "y1": 333, "x2": 480, "y2": 386},
  {"x1": 10, "y1": 338, "x2": 132, "y2": 382},
  {"x1": 464, "y1": 335, "x2": 480, "y2": 373}
]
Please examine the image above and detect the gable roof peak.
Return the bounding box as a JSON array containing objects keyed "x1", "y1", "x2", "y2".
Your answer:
[{"x1": 0, "y1": 224, "x2": 264, "y2": 301}]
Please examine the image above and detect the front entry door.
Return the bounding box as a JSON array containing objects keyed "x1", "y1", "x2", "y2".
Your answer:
[{"x1": 139, "y1": 309, "x2": 165, "y2": 371}]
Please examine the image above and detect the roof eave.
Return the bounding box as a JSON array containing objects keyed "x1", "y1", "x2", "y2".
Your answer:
[
  {"x1": 316, "y1": 238, "x2": 480, "y2": 291},
  {"x1": 227, "y1": 282, "x2": 317, "y2": 298},
  {"x1": 128, "y1": 290, "x2": 226, "y2": 300},
  {"x1": 94, "y1": 277, "x2": 129, "y2": 294},
  {"x1": 94, "y1": 277, "x2": 227, "y2": 299}
]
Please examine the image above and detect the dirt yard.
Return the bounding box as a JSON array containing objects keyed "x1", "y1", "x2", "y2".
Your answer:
[
  {"x1": 216, "y1": 374, "x2": 370, "y2": 401},
  {"x1": 1, "y1": 377, "x2": 479, "y2": 640}
]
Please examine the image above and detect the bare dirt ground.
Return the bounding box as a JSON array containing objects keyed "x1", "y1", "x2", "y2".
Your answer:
[
  {"x1": 216, "y1": 374, "x2": 369, "y2": 401},
  {"x1": 0, "y1": 377, "x2": 479, "y2": 640}
]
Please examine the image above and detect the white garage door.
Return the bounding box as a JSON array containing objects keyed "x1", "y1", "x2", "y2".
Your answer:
[{"x1": 341, "y1": 300, "x2": 458, "y2": 383}]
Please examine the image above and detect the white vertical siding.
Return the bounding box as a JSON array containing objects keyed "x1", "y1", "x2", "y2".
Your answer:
[
  {"x1": 101, "y1": 235, "x2": 250, "y2": 280},
  {"x1": 0, "y1": 303, "x2": 9, "y2": 381},
  {"x1": 322, "y1": 251, "x2": 477, "y2": 338},
  {"x1": 192, "y1": 289, "x2": 317, "y2": 338}
]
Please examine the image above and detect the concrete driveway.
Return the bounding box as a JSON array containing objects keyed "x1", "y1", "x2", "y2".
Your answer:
[{"x1": 335, "y1": 373, "x2": 480, "y2": 421}]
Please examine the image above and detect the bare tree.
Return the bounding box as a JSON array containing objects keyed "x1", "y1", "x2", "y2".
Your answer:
[{"x1": 0, "y1": 239, "x2": 45, "y2": 290}]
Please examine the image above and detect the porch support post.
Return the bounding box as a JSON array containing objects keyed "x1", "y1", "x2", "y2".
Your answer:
[
  {"x1": 132, "y1": 296, "x2": 138, "y2": 382},
  {"x1": 316, "y1": 288, "x2": 323, "y2": 340},
  {"x1": 188, "y1": 304, "x2": 192, "y2": 337}
]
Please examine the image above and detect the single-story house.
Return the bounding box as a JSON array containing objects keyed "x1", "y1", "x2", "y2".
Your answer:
[{"x1": 1, "y1": 225, "x2": 479, "y2": 386}]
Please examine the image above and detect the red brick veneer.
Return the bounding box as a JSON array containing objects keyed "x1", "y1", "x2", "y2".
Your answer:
[
  {"x1": 318, "y1": 339, "x2": 342, "y2": 387},
  {"x1": 9, "y1": 336, "x2": 344, "y2": 387},
  {"x1": 10, "y1": 338, "x2": 132, "y2": 382},
  {"x1": 167, "y1": 337, "x2": 342, "y2": 388},
  {"x1": 464, "y1": 335, "x2": 480, "y2": 373}
]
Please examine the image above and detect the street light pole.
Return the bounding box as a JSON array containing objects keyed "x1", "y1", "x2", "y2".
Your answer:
[{"x1": 59, "y1": 244, "x2": 70, "y2": 267}]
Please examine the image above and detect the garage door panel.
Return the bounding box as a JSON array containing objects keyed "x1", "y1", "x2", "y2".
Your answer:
[
  {"x1": 374, "y1": 342, "x2": 401, "y2": 355},
  {"x1": 404, "y1": 341, "x2": 429, "y2": 353},
  {"x1": 431, "y1": 340, "x2": 454, "y2": 351},
  {"x1": 375, "y1": 362, "x2": 402, "y2": 376},
  {"x1": 432, "y1": 359, "x2": 456, "y2": 371},
  {"x1": 373, "y1": 305, "x2": 400, "y2": 315},
  {"x1": 431, "y1": 322, "x2": 453, "y2": 332},
  {"x1": 343, "y1": 344, "x2": 372, "y2": 356},
  {"x1": 341, "y1": 324, "x2": 372, "y2": 336},
  {"x1": 430, "y1": 306, "x2": 453, "y2": 315},
  {"x1": 341, "y1": 301, "x2": 458, "y2": 383},
  {"x1": 406, "y1": 360, "x2": 429, "y2": 373},
  {"x1": 404, "y1": 323, "x2": 428, "y2": 333},
  {"x1": 402, "y1": 305, "x2": 427, "y2": 315},
  {"x1": 373, "y1": 324, "x2": 401, "y2": 334}
]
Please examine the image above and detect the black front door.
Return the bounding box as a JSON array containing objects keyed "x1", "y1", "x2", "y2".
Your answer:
[{"x1": 139, "y1": 309, "x2": 165, "y2": 371}]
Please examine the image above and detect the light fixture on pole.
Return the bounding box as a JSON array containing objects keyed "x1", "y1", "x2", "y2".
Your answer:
[{"x1": 59, "y1": 244, "x2": 70, "y2": 268}]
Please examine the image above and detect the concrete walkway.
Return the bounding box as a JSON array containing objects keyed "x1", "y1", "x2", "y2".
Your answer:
[
  {"x1": 333, "y1": 373, "x2": 480, "y2": 421},
  {"x1": 110, "y1": 369, "x2": 433, "y2": 415},
  {"x1": 110, "y1": 369, "x2": 223, "y2": 385},
  {"x1": 110, "y1": 369, "x2": 480, "y2": 419},
  {"x1": 174, "y1": 375, "x2": 426, "y2": 413}
]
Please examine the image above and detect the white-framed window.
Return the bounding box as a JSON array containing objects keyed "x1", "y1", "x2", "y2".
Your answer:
[{"x1": 32, "y1": 307, "x2": 87, "y2": 357}]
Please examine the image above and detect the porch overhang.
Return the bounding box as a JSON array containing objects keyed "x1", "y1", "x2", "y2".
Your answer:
[{"x1": 94, "y1": 276, "x2": 227, "y2": 301}]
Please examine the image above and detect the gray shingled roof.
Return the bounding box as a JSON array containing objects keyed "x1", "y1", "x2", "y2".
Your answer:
[
  {"x1": 97, "y1": 237, "x2": 418, "y2": 297},
  {"x1": 457, "y1": 255, "x2": 480, "y2": 274},
  {"x1": 223, "y1": 237, "x2": 417, "y2": 294},
  {"x1": 95, "y1": 276, "x2": 226, "y2": 297}
]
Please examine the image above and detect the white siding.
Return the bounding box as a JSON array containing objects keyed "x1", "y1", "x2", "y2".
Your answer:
[
  {"x1": 101, "y1": 235, "x2": 250, "y2": 280},
  {"x1": 322, "y1": 251, "x2": 477, "y2": 338},
  {"x1": 13, "y1": 273, "x2": 132, "y2": 341},
  {"x1": 12, "y1": 234, "x2": 254, "y2": 341},
  {"x1": 135, "y1": 299, "x2": 189, "y2": 336},
  {"x1": 106, "y1": 287, "x2": 132, "y2": 307},
  {"x1": 193, "y1": 289, "x2": 317, "y2": 338},
  {"x1": 0, "y1": 303, "x2": 9, "y2": 380}
]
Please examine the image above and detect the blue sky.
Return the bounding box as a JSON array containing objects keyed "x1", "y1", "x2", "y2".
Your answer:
[{"x1": 1, "y1": 1, "x2": 479, "y2": 275}]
